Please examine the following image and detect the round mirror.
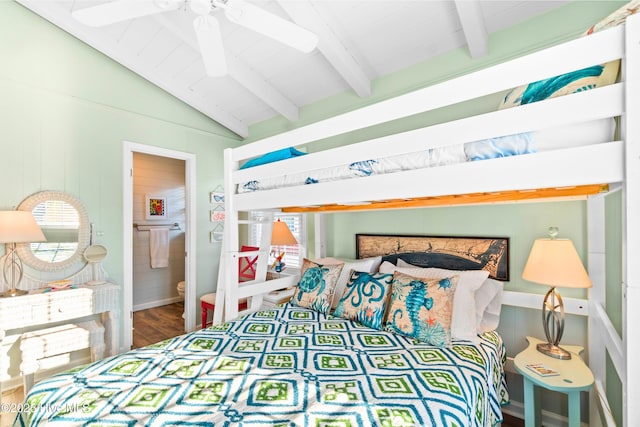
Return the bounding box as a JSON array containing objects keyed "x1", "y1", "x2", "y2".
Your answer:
[
  {"x1": 84, "y1": 244, "x2": 107, "y2": 263},
  {"x1": 15, "y1": 191, "x2": 90, "y2": 272}
]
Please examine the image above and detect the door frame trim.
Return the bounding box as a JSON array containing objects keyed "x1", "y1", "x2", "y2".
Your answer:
[{"x1": 122, "y1": 141, "x2": 196, "y2": 351}]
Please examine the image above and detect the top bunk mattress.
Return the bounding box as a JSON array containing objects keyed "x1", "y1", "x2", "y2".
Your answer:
[{"x1": 238, "y1": 118, "x2": 615, "y2": 194}]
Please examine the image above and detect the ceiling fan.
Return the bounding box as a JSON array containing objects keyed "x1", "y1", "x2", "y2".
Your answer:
[{"x1": 72, "y1": 0, "x2": 319, "y2": 77}]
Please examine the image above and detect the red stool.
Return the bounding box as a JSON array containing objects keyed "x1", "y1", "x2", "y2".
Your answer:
[{"x1": 200, "y1": 293, "x2": 248, "y2": 328}]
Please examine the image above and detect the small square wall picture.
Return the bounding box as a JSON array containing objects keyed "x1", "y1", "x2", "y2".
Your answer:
[{"x1": 146, "y1": 195, "x2": 168, "y2": 220}]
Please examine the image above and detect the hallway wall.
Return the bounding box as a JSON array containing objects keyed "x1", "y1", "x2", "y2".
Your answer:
[{"x1": 132, "y1": 152, "x2": 185, "y2": 310}]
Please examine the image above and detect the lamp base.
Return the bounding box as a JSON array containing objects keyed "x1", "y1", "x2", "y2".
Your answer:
[
  {"x1": 0, "y1": 288, "x2": 28, "y2": 298},
  {"x1": 537, "y1": 342, "x2": 572, "y2": 360}
]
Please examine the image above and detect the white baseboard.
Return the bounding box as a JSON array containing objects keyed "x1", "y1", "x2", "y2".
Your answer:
[{"x1": 133, "y1": 296, "x2": 183, "y2": 312}]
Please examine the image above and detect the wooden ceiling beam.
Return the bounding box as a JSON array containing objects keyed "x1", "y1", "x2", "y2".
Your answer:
[
  {"x1": 454, "y1": 0, "x2": 488, "y2": 58},
  {"x1": 277, "y1": 0, "x2": 372, "y2": 98}
]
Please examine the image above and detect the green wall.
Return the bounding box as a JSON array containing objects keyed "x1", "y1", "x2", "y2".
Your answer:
[{"x1": 0, "y1": 1, "x2": 241, "y2": 345}]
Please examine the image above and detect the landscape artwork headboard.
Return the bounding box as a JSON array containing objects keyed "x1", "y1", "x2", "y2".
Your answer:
[{"x1": 356, "y1": 234, "x2": 509, "y2": 281}]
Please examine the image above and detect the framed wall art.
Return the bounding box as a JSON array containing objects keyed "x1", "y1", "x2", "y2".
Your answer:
[
  {"x1": 145, "y1": 195, "x2": 168, "y2": 220},
  {"x1": 356, "y1": 233, "x2": 509, "y2": 281},
  {"x1": 210, "y1": 205, "x2": 225, "y2": 222}
]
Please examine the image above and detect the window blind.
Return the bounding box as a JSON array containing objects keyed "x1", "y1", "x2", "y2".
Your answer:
[{"x1": 249, "y1": 212, "x2": 305, "y2": 269}]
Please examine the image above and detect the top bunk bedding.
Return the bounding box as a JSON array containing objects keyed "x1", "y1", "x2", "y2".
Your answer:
[
  {"x1": 226, "y1": 4, "x2": 640, "y2": 211},
  {"x1": 238, "y1": 118, "x2": 615, "y2": 194},
  {"x1": 14, "y1": 303, "x2": 508, "y2": 427}
]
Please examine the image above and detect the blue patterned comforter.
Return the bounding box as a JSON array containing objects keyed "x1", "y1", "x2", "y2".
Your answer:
[{"x1": 15, "y1": 304, "x2": 508, "y2": 426}]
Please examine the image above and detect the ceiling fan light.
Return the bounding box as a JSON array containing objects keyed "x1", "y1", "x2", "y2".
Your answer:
[{"x1": 224, "y1": 0, "x2": 318, "y2": 53}]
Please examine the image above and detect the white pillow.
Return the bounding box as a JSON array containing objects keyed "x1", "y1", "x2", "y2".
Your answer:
[
  {"x1": 379, "y1": 261, "x2": 489, "y2": 342},
  {"x1": 317, "y1": 256, "x2": 382, "y2": 309},
  {"x1": 396, "y1": 258, "x2": 415, "y2": 268},
  {"x1": 475, "y1": 279, "x2": 503, "y2": 332}
]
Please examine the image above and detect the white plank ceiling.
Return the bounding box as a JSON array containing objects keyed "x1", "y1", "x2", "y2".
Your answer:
[{"x1": 16, "y1": 0, "x2": 570, "y2": 138}]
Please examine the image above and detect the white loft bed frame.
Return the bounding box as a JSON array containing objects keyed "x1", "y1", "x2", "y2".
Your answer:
[{"x1": 216, "y1": 15, "x2": 639, "y2": 426}]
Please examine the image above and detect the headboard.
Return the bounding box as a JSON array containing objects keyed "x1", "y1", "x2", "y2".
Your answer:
[{"x1": 356, "y1": 234, "x2": 509, "y2": 281}]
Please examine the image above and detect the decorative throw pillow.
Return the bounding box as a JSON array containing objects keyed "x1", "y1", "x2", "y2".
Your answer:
[
  {"x1": 239, "y1": 147, "x2": 306, "y2": 169},
  {"x1": 497, "y1": 1, "x2": 640, "y2": 111},
  {"x1": 316, "y1": 256, "x2": 383, "y2": 309},
  {"x1": 383, "y1": 272, "x2": 458, "y2": 347},
  {"x1": 290, "y1": 258, "x2": 343, "y2": 314},
  {"x1": 333, "y1": 270, "x2": 394, "y2": 330},
  {"x1": 584, "y1": 0, "x2": 639, "y2": 35},
  {"x1": 379, "y1": 261, "x2": 489, "y2": 341}
]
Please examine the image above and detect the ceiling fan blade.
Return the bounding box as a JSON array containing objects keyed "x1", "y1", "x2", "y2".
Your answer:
[
  {"x1": 72, "y1": 0, "x2": 181, "y2": 27},
  {"x1": 193, "y1": 15, "x2": 227, "y2": 77},
  {"x1": 224, "y1": 0, "x2": 318, "y2": 53}
]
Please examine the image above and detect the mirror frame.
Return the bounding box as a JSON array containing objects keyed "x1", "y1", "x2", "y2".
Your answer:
[{"x1": 15, "y1": 190, "x2": 90, "y2": 273}]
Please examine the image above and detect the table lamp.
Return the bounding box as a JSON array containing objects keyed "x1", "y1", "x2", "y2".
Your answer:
[
  {"x1": 0, "y1": 211, "x2": 47, "y2": 297},
  {"x1": 522, "y1": 227, "x2": 591, "y2": 360},
  {"x1": 270, "y1": 219, "x2": 297, "y2": 272}
]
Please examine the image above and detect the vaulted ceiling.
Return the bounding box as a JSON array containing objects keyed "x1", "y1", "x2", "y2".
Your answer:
[{"x1": 16, "y1": 1, "x2": 569, "y2": 138}]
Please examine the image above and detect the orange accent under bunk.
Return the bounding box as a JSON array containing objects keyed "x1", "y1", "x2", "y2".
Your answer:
[{"x1": 281, "y1": 184, "x2": 609, "y2": 213}]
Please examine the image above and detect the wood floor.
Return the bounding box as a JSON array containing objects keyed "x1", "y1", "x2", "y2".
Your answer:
[
  {"x1": 133, "y1": 302, "x2": 186, "y2": 348},
  {"x1": 501, "y1": 413, "x2": 525, "y2": 427}
]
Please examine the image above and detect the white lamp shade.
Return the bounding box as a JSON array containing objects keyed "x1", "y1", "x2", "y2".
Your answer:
[
  {"x1": 271, "y1": 220, "x2": 297, "y2": 246},
  {"x1": 0, "y1": 211, "x2": 46, "y2": 244},
  {"x1": 522, "y1": 238, "x2": 591, "y2": 289}
]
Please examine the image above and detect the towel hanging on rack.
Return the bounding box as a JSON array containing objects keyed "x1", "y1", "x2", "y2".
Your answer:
[{"x1": 149, "y1": 228, "x2": 170, "y2": 268}]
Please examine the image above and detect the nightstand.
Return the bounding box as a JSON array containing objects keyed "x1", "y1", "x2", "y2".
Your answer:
[
  {"x1": 514, "y1": 336, "x2": 594, "y2": 427},
  {"x1": 262, "y1": 287, "x2": 296, "y2": 308}
]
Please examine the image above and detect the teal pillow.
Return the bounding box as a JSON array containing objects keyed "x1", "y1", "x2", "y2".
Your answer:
[
  {"x1": 240, "y1": 147, "x2": 306, "y2": 169},
  {"x1": 333, "y1": 270, "x2": 394, "y2": 330},
  {"x1": 290, "y1": 259, "x2": 343, "y2": 314},
  {"x1": 499, "y1": 61, "x2": 619, "y2": 110}
]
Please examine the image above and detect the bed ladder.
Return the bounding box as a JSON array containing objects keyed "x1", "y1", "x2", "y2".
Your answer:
[{"x1": 212, "y1": 211, "x2": 297, "y2": 324}]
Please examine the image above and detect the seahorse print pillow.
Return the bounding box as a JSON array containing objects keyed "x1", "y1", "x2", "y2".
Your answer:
[
  {"x1": 383, "y1": 271, "x2": 458, "y2": 347},
  {"x1": 333, "y1": 270, "x2": 394, "y2": 330},
  {"x1": 290, "y1": 258, "x2": 343, "y2": 314}
]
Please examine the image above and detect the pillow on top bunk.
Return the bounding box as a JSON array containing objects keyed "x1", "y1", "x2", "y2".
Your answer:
[
  {"x1": 383, "y1": 271, "x2": 458, "y2": 347},
  {"x1": 498, "y1": 63, "x2": 619, "y2": 110},
  {"x1": 380, "y1": 261, "x2": 490, "y2": 342},
  {"x1": 497, "y1": 0, "x2": 640, "y2": 110},
  {"x1": 239, "y1": 147, "x2": 307, "y2": 169},
  {"x1": 290, "y1": 258, "x2": 343, "y2": 314},
  {"x1": 584, "y1": 0, "x2": 640, "y2": 35},
  {"x1": 333, "y1": 270, "x2": 394, "y2": 330},
  {"x1": 316, "y1": 256, "x2": 383, "y2": 309}
]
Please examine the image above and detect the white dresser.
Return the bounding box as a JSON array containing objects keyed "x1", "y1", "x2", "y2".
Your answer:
[
  {"x1": 0, "y1": 283, "x2": 119, "y2": 394},
  {"x1": 0, "y1": 283, "x2": 120, "y2": 358}
]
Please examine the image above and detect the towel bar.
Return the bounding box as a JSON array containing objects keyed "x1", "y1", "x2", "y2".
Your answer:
[{"x1": 133, "y1": 222, "x2": 181, "y2": 231}]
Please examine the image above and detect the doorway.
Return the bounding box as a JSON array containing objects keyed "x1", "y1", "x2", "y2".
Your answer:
[{"x1": 122, "y1": 142, "x2": 196, "y2": 351}]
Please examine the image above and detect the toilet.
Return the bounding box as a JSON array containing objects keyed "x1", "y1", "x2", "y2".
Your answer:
[
  {"x1": 177, "y1": 281, "x2": 186, "y2": 319},
  {"x1": 177, "y1": 281, "x2": 186, "y2": 299}
]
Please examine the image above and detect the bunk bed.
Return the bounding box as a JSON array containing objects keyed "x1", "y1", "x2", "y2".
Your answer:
[
  {"x1": 13, "y1": 5, "x2": 638, "y2": 427},
  {"x1": 213, "y1": 8, "x2": 638, "y2": 427}
]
